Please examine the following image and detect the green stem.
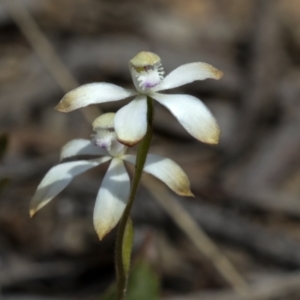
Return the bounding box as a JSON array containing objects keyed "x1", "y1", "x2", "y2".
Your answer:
[{"x1": 115, "y1": 96, "x2": 154, "y2": 300}]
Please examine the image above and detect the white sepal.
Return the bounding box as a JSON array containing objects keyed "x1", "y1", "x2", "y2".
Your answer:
[
  {"x1": 155, "y1": 62, "x2": 223, "y2": 92},
  {"x1": 93, "y1": 158, "x2": 130, "y2": 240},
  {"x1": 114, "y1": 95, "x2": 148, "y2": 146},
  {"x1": 60, "y1": 139, "x2": 107, "y2": 161},
  {"x1": 30, "y1": 157, "x2": 111, "y2": 217},
  {"x1": 152, "y1": 93, "x2": 220, "y2": 144},
  {"x1": 123, "y1": 154, "x2": 193, "y2": 196},
  {"x1": 55, "y1": 83, "x2": 136, "y2": 112}
]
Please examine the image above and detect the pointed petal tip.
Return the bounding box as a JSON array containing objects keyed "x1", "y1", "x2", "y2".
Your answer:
[
  {"x1": 178, "y1": 190, "x2": 194, "y2": 197},
  {"x1": 95, "y1": 231, "x2": 106, "y2": 241},
  {"x1": 205, "y1": 137, "x2": 220, "y2": 145},
  {"x1": 215, "y1": 69, "x2": 224, "y2": 80},
  {"x1": 174, "y1": 179, "x2": 194, "y2": 197},
  {"x1": 29, "y1": 202, "x2": 44, "y2": 217},
  {"x1": 194, "y1": 121, "x2": 220, "y2": 145},
  {"x1": 205, "y1": 64, "x2": 223, "y2": 80},
  {"x1": 209, "y1": 138, "x2": 220, "y2": 145},
  {"x1": 205, "y1": 125, "x2": 220, "y2": 145},
  {"x1": 29, "y1": 209, "x2": 36, "y2": 218},
  {"x1": 94, "y1": 225, "x2": 113, "y2": 241},
  {"x1": 55, "y1": 96, "x2": 74, "y2": 113},
  {"x1": 187, "y1": 191, "x2": 195, "y2": 197}
]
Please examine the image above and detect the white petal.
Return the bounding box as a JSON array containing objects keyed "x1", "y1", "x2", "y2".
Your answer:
[
  {"x1": 155, "y1": 62, "x2": 223, "y2": 91},
  {"x1": 30, "y1": 157, "x2": 111, "y2": 217},
  {"x1": 60, "y1": 139, "x2": 107, "y2": 161},
  {"x1": 123, "y1": 154, "x2": 193, "y2": 196},
  {"x1": 93, "y1": 158, "x2": 130, "y2": 240},
  {"x1": 55, "y1": 83, "x2": 136, "y2": 112},
  {"x1": 152, "y1": 93, "x2": 220, "y2": 144},
  {"x1": 114, "y1": 95, "x2": 147, "y2": 146}
]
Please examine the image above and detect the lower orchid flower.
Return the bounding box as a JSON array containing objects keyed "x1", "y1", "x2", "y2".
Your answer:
[
  {"x1": 55, "y1": 51, "x2": 223, "y2": 146},
  {"x1": 30, "y1": 113, "x2": 193, "y2": 240}
]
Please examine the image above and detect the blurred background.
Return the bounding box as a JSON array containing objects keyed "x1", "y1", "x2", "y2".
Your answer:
[{"x1": 1, "y1": 0, "x2": 300, "y2": 299}]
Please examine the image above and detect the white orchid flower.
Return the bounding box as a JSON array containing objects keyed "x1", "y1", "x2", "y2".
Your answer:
[
  {"x1": 55, "y1": 51, "x2": 223, "y2": 146},
  {"x1": 30, "y1": 113, "x2": 193, "y2": 240}
]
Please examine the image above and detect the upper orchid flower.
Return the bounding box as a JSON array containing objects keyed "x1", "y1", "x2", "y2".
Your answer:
[
  {"x1": 30, "y1": 113, "x2": 193, "y2": 240},
  {"x1": 55, "y1": 51, "x2": 223, "y2": 146}
]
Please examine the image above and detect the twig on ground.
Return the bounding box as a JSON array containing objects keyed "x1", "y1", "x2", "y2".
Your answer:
[
  {"x1": 164, "y1": 271, "x2": 300, "y2": 300},
  {"x1": 2, "y1": 0, "x2": 99, "y2": 123},
  {"x1": 142, "y1": 176, "x2": 249, "y2": 295}
]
